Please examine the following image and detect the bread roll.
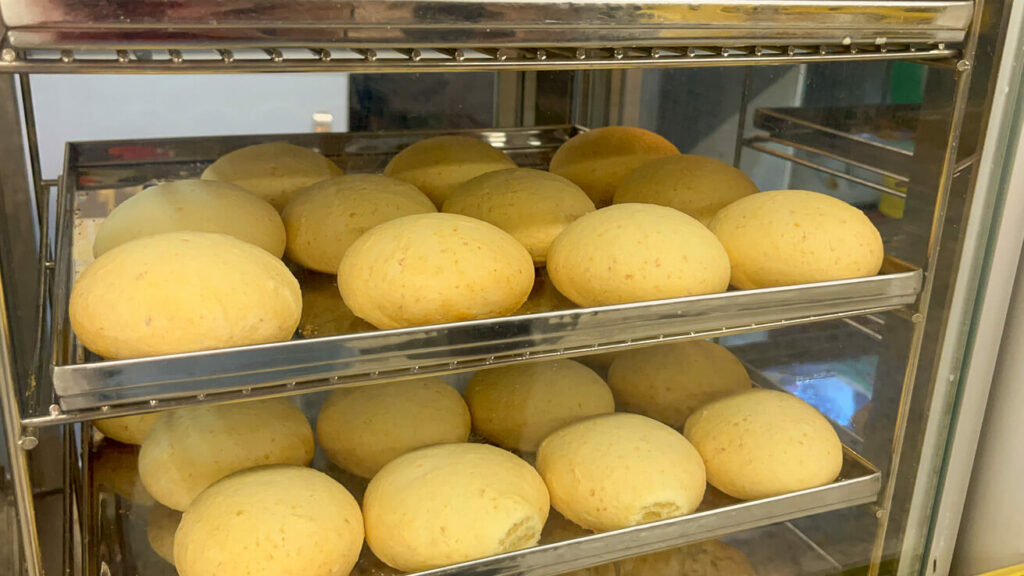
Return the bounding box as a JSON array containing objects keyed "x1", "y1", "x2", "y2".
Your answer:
[
  {"x1": 684, "y1": 389, "x2": 843, "y2": 500},
  {"x1": 465, "y1": 360, "x2": 614, "y2": 452},
  {"x1": 70, "y1": 232, "x2": 301, "y2": 360},
  {"x1": 536, "y1": 413, "x2": 705, "y2": 532},
  {"x1": 283, "y1": 174, "x2": 436, "y2": 274},
  {"x1": 364, "y1": 443, "x2": 549, "y2": 572},
  {"x1": 298, "y1": 272, "x2": 375, "y2": 338},
  {"x1": 547, "y1": 204, "x2": 730, "y2": 307},
  {"x1": 139, "y1": 399, "x2": 314, "y2": 510},
  {"x1": 708, "y1": 189, "x2": 884, "y2": 289},
  {"x1": 613, "y1": 155, "x2": 758, "y2": 225},
  {"x1": 94, "y1": 413, "x2": 162, "y2": 445},
  {"x1": 339, "y1": 213, "x2": 534, "y2": 329},
  {"x1": 174, "y1": 465, "x2": 363, "y2": 576},
  {"x1": 550, "y1": 127, "x2": 679, "y2": 207},
  {"x1": 384, "y1": 135, "x2": 517, "y2": 206},
  {"x1": 443, "y1": 168, "x2": 595, "y2": 264},
  {"x1": 147, "y1": 505, "x2": 182, "y2": 565},
  {"x1": 91, "y1": 440, "x2": 153, "y2": 505},
  {"x1": 201, "y1": 142, "x2": 343, "y2": 211},
  {"x1": 316, "y1": 377, "x2": 471, "y2": 478},
  {"x1": 93, "y1": 179, "x2": 286, "y2": 258},
  {"x1": 607, "y1": 341, "x2": 751, "y2": 429},
  {"x1": 514, "y1": 268, "x2": 575, "y2": 315}
]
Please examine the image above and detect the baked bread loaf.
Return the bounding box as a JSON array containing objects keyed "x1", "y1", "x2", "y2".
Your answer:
[
  {"x1": 70, "y1": 232, "x2": 301, "y2": 360},
  {"x1": 684, "y1": 389, "x2": 843, "y2": 500},
  {"x1": 147, "y1": 505, "x2": 181, "y2": 565},
  {"x1": 708, "y1": 189, "x2": 884, "y2": 289},
  {"x1": 443, "y1": 168, "x2": 596, "y2": 264},
  {"x1": 174, "y1": 465, "x2": 363, "y2": 576},
  {"x1": 547, "y1": 204, "x2": 730, "y2": 307},
  {"x1": 536, "y1": 413, "x2": 706, "y2": 532},
  {"x1": 283, "y1": 174, "x2": 436, "y2": 274},
  {"x1": 91, "y1": 440, "x2": 153, "y2": 505},
  {"x1": 94, "y1": 413, "x2": 162, "y2": 445},
  {"x1": 201, "y1": 142, "x2": 342, "y2": 211},
  {"x1": 465, "y1": 359, "x2": 614, "y2": 452},
  {"x1": 363, "y1": 443, "x2": 549, "y2": 572},
  {"x1": 138, "y1": 399, "x2": 314, "y2": 511},
  {"x1": 607, "y1": 341, "x2": 751, "y2": 428},
  {"x1": 297, "y1": 272, "x2": 375, "y2": 338},
  {"x1": 383, "y1": 135, "x2": 516, "y2": 206},
  {"x1": 549, "y1": 126, "x2": 679, "y2": 207},
  {"x1": 613, "y1": 155, "x2": 758, "y2": 225},
  {"x1": 339, "y1": 213, "x2": 534, "y2": 329},
  {"x1": 93, "y1": 179, "x2": 286, "y2": 258},
  {"x1": 316, "y1": 377, "x2": 471, "y2": 478}
]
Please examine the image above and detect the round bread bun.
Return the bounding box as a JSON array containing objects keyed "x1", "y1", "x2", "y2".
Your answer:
[
  {"x1": 547, "y1": 204, "x2": 731, "y2": 307},
  {"x1": 138, "y1": 399, "x2": 314, "y2": 511},
  {"x1": 607, "y1": 340, "x2": 751, "y2": 429},
  {"x1": 70, "y1": 231, "x2": 301, "y2": 360},
  {"x1": 612, "y1": 155, "x2": 758, "y2": 225},
  {"x1": 514, "y1": 268, "x2": 575, "y2": 315},
  {"x1": 383, "y1": 135, "x2": 517, "y2": 206},
  {"x1": 364, "y1": 443, "x2": 549, "y2": 572},
  {"x1": 93, "y1": 179, "x2": 286, "y2": 258},
  {"x1": 283, "y1": 174, "x2": 436, "y2": 274},
  {"x1": 174, "y1": 465, "x2": 363, "y2": 576},
  {"x1": 91, "y1": 440, "x2": 154, "y2": 505},
  {"x1": 708, "y1": 189, "x2": 884, "y2": 289},
  {"x1": 443, "y1": 168, "x2": 596, "y2": 264},
  {"x1": 93, "y1": 413, "x2": 162, "y2": 445},
  {"x1": 316, "y1": 377, "x2": 471, "y2": 478},
  {"x1": 576, "y1": 352, "x2": 620, "y2": 379},
  {"x1": 146, "y1": 505, "x2": 182, "y2": 565},
  {"x1": 536, "y1": 413, "x2": 706, "y2": 532},
  {"x1": 684, "y1": 389, "x2": 843, "y2": 500},
  {"x1": 298, "y1": 272, "x2": 375, "y2": 338},
  {"x1": 465, "y1": 359, "x2": 614, "y2": 452},
  {"x1": 549, "y1": 126, "x2": 679, "y2": 207},
  {"x1": 339, "y1": 213, "x2": 534, "y2": 329},
  {"x1": 201, "y1": 142, "x2": 343, "y2": 211}
]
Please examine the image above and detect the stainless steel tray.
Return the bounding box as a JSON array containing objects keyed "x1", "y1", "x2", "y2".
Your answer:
[{"x1": 47, "y1": 125, "x2": 923, "y2": 419}]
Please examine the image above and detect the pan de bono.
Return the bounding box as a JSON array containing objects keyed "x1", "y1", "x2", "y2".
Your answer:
[
  {"x1": 146, "y1": 505, "x2": 181, "y2": 565},
  {"x1": 93, "y1": 413, "x2": 162, "y2": 445},
  {"x1": 383, "y1": 135, "x2": 517, "y2": 206}
]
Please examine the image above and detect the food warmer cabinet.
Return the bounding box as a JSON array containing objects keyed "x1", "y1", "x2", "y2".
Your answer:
[{"x1": 0, "y1": 1, "x2": 1022, "y2": 575}]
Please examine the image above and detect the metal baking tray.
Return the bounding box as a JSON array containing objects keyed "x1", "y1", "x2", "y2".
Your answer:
[{"x1": 47, "y1": 125, "x2": 923, "y2": 417}]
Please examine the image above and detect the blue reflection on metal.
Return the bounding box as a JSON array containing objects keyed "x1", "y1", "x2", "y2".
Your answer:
[{"x1": 762, "y1": 358, "x2": 875, "y2": 426}]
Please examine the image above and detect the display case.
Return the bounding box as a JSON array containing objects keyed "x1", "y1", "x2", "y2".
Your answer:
[{"x1": 1, "y1": 1, "x2": 1022, "y2": 575}]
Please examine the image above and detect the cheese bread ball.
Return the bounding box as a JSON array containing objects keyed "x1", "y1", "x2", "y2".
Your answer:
[
  {"x1": 283, "y1": 174, "x2": 436, "y2": 274},
  {"x1": 147, "y1": 505, "x2": 182, "y2": 565},
  {"x1": 94, "y1": 413, "x2": 162, "y2": 445},
  {"x1": 549, "y1": 126, "x2": 679, "y2": 207},
  {"x1": 174, "y1": 465, "x2": 363, "y2": 576},
  {"x1": 139, "y1": 399, "x2": 314, "y2": 511},
  {"x1": 613, "y1": 155, "x2": 758, "y2": 225},
  {"x1": 684, "y1": 389, "x2": 843, "y2": 500},
  {"x1": 536, "y1": 413, "x2": 706, "y2": 532},
  {"x1": 514, "y1": 268, "x2": 575, "y2": 315},
  {"x1": 708, "y1": 189, "x2": 884, "y2": 289},
  {"x1": 465, "y1": 360, "x2": 614, "y2": 452},
  {"x1": 607, "y1": 341, "x2": 751, "y2": 429},
  {"x1": 298, "y1": 272, "x2": 375, "y2": 338},
  {"x1": 70, "y1": 232, "x2": 301, "y2": 360},
  {"x1": 339, "y1": 213, "x2": 534, "y2": 329},
  {"x1": 201, "y1": 142, "x2": 343, "y2": 211},
  {"x1": 316, "y1": 377, "x2": 471, "y2": 478},
  {"x1": 364, "y1": 443, "x2": 549, "y2": 572},
  {"x1": 383, "y1": 135, "x2": 517, "y2": 206},
  {"x1": 547, "y1": 204, "x2": 730, "y2": 307},
  {"x1": 443, "y1": 168, "x2": 596, "y2": 264},
  {"x1": 91, "y1": 440, "x2": 153, "y2": 505}
]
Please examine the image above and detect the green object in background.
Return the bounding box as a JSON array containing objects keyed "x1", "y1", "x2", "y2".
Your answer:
[{"x1": 889, "y1": 61, "x2": 926, "y2": 104}]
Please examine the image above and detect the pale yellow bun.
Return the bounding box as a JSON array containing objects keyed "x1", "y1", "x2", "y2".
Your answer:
[
  {"x1": 612, "y1": 155, "x2": 758, "y2": 225},
  {"x1": 174, "y1": 465, "x2": 363, "y2": 576},
  {"x1": 138, "y1": 399, "x2": 314, "y2": 511},
  {"x1": 708, "y1": 189, "x2": 884, "y2": 289},
  {"x1": 547, "y1": 204, "x2": 730, "y2": 307},
  {"x1": 536, "y1": 413, "x2": 706, "y2": 532},
  {"x1": 575, "y1": 352, "x2": 620, "y2": 379},
  {"x1": 93, "y1": 179, "x2": 286, "y2": 258},
  {"x1": 93, "y1": 413, "x2": 162, "y2": 445},
  {"x1": 146, "y1": 505, "x2": 181, "y2": 565},
  {"x1": 339, "y1": 213, "x2": 534, "y2": 329},
  {"x1": 91, "y1": 440, "x2": 153, "y2": 505},
  {"x1": 70, "y1": 232, "x2": 301, "y2": 360},
  {"x1": 298, "y1": 272, "x2": 375, "y2": 338},
  {"x1": 514, "y1": 268, "x2": 575, "y2": 315},
  {"x1": 549, "y1": 126, "x2": 679, "y2": 207},
  {"x1": 684, "y1": 389, "x2": 843, "y2": 500},
  {"x1": 316, "y1": 377, "x2": 471, "y2": 478},
  {"x1": 383, "y1": 135, "x2": 517, "y2": 206},
  {"x1": 465, "y1": 359, "x2": 614, "y2": 452},
  {"x1": 443, "y1": 168, "x2": 596, "y2": 264},
  {"x1": 607, "y1": 341, "x2": 751, "y2": 429},
  {"x1": 283, "y1": 174, "x2": 436, "y2": 274},
  {"x1": 201, "y1": 142, "x2": 343, "y2": 211},
  {"x1": 364, "y1": 443, "x2": 549, "y2": 572}
]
